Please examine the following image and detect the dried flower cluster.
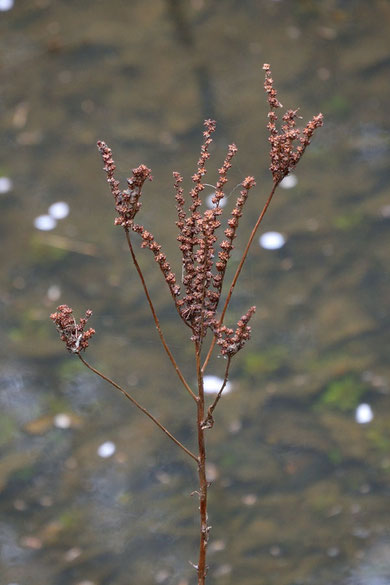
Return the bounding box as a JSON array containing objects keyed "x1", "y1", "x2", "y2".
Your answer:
[
  {"x1": 97, "y1": 141, "x2": 181, "y2": 302},
  {"x1": 213, "y1": 305, "x2": 256, "y2": 357},
  {"x1": 98, "y1": 119, "x2": 257, "y2": 353},
  {"x1": 263, "y1": 63, "x2": 323, "y2": 183},
  {"x1": 172, "y1": 120, "x2": 257, "y2": 347},
  {"x1": 97, "y1": 140, "x2": 152, "y2": 227},
  {"x1": 50, "y1": 304, "x2": 95, "y2": 353}
]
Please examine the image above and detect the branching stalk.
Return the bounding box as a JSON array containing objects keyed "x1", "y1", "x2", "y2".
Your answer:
[
  {"x1": 50, "y1": 63, "x2": 323, "y2": 585},
  {"x1": 124, "y1": 228, "x2": 197, "y2": 402}
]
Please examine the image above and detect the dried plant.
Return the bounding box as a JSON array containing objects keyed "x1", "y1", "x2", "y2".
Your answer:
[{"x1": 51, "y1": 64, "x2": 322, "y2": 584}]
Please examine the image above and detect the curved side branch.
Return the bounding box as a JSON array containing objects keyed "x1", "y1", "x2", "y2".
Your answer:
[
  {"x1": 202, "y1": 357, "x2": 232, "y2": 429},
  {"x1": 78, "y1": 354, "x2": 198, "y2": 463},
  {"x1": 124, "y1": 229, "x2": 197, "y2": 403}
]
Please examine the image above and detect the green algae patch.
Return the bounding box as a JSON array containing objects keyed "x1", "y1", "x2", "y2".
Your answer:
[
  {"x1": 243, "y1": 346, "x2": 289, "y2": 378},
  {"x1": 318, "y1": 375, "x2": 367, "y2": 412}
]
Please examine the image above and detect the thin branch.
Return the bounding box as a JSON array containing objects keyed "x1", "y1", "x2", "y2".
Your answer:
[
  {"x1": 78, "y1": 354, "x2": 198, "y2": 463},
  {"x1": 124, "y1": 228, "x2": 197, "y2": 403},
  {"x1": 201, "y1": 182, "x2": 278, "y2": 373},
  {"x1": 202, "y1": 356, "x2": 232, "y2": 429}
]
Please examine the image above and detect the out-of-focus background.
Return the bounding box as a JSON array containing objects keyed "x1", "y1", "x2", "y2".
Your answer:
[{"x1": 1, "y1": 1, "x2": 389, "y2": 584}]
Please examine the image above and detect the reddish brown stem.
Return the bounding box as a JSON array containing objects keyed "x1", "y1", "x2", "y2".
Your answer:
[
  {"x1": 124, "y1": 228, "x2": 197, "y2": 402},
  {"x1": 201, "y1": 182, "x2": 278, "y2": 373},
  {"x1": 195, "y1": 344, "x2": 208, "y2": 584},
  {"x1": 78, "y1": 354, "x2": 198, "y2": 463}
]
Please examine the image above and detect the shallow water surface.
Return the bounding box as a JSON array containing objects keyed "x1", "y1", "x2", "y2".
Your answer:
[{"x1": 0, "y1": 2, "x2": 389, "y2": 584}]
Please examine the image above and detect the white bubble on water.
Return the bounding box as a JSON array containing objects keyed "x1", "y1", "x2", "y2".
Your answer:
[
  {"x1": 259, "y1": 231, "x2": 286, "y2": 250},
  {"x1": 34, "y1": 215, "x2": 57, "y2": 231},
  {"x1": 97, "y1": 441, "x2": 116, "y2": 458},
  {"x1": 0, "y1": 176, "x2": 13, "y2": 193},
  {"x1": 0, "y1": 0, "x2": 14, "y2": 11},
  {"x1": 327, "y1": 546, "x2": 340, "y2": 558},
  {"x1": 355, "y1": 403, "x2": 374, "y2": 424},
  {"x1": 48, "y1": 201, "x2": 70, "y2": 219},
  {"x1": 380, "y1": 204, "x2": 390, "y2": 218},
  {"x1": 280, "y1": 174, "x2": 298, "y2": 189},
  {"x1": 203, "y1": 375, "x2": 232, "y2": 395},
  {"x1": 54, "y1": 413, "x2": 72, "y2": 429},
  {"x1": 47, "y1": 284, "x2": 61, "y2": 302}
]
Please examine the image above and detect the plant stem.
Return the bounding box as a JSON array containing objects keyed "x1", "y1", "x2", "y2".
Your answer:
[
  {"x1": 78, "y1": 354, "x2": 198, "y2": 463},
  {"x1": 124, "y1": 228, "x2": 197, "y2": 402},
  {"x1": 195, "y1": 344, "x2": 208, "y2": 584},
  {"x1": 202, "y1": 182, "x2": 278, "y2": 373}
]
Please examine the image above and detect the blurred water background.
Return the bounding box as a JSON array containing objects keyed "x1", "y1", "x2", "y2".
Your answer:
[{"x1": 0, "y1": 1, "x2": 389, "y2": 584}]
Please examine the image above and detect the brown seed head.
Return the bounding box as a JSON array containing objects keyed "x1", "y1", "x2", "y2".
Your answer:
[{"x1": 50, "y1": 305, "x2": 95, "y2": 353}]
